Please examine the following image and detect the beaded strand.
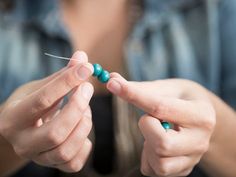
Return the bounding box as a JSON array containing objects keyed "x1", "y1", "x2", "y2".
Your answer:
[{"x1": 92, "y1": 63, "x2": 110, "y2": 83}]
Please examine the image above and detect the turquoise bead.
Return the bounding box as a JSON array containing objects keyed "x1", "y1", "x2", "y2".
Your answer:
[
  {"x1": 161, "y1": 122, "x2": 171, "y2": 130},
  {"x1": 98, "y1": 70, "x2": 110, "y2": 83},
  {"x1": 93, "y1": 63, "x2": 103, "y2": 77}
]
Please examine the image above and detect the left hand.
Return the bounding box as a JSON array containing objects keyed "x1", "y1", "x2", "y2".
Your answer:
[{"x1": 107, "y1": 73, "x2": 216, "y2": 177}]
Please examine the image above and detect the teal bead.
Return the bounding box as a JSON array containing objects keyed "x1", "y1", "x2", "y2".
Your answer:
[
  {"x1": 98, "y1": 70, "x2": 110, "y2": 83},
  {"x1": 161, "y1": 122, "x2": 171, "y2": 130},
  {"x1": 93, "y1": 63, "x2": 103, "y2": 77}
]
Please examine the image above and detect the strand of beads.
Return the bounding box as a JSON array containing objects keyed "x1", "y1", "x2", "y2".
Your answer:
[{"x1": 92, "y1": 63, "x2": 110, "y2": 83}]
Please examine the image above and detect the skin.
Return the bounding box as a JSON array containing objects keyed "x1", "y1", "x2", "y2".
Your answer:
[
  {"x1": 1, "y1": 1, "x2": 236, "y2": 177},
  {"x1": 1, "y1": 51, "x2": 236, "y2": 177},
  {"x1": 107, "y1": 74, "x2": 234, "y2": 177},
  {"x1": 0, "y1": 51, "x2": 95, "y2": 175}
]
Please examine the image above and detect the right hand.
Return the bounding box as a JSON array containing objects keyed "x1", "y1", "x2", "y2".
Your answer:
[{"x1": 0, "y1": 51, "x2": 94, "y2": 172}]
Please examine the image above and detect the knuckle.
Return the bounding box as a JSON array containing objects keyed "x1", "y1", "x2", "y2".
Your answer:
[
  {"x1": 140, "y1": 165, "x2": 149, "y2": 176},
  {"x1": 85, "y1": 139, "x2": 92, "y2": 149},
  {"x1": 47, "y1": 128, "x2": 66, "y2": 146},
  {"x1": 122, "y1": 83, "x2": 135, "y2": 103},
  {"x1": 154, "y1": 159, "x2": 170, "y2": 176},
  {"x1": 138, "y1": 115, "x2": 150, "y2": 131},
  {"x1": 14, "y1": 146, "x2": 28, "y2": 158},
  {"x1": 197, "y1": 142, "x2": 209, "y2": 154},
  {"x1": 34, "y1": 93, "x2": 52, "y2": 112},
  {"x1": 84, "y1": 106, "x2": 92, "y2": 118},
  {"x1": 0, "y1": 122, "x2": 11, "y2": 138},
  {"x1": 181, "y1": 168, "x2": 193, "y2": 176},
  {"x1": 198, "y1": 102, "x2": 216, "y2": 131},
  {"x1": 157, "y1": 137, "x2": 172, "y2": 156},
  {"x1": 63, "y1": 72, "x2": 77, "y2": 89},
  {"x1": 138, "y1": 116, "x2": 145, "y2": 130},
  {"x1": 150, "y1": 100, "x2": 167, "y2": 118},
  {"x1": 203, "y1": 115, "x2": 216, "y2": 131},
  {"x1": 70, "y1": 96, "x2": 87, "y2": 111},
  {"x1": 82, "y1": 118, "x2": 92, "y2": 132},
  {"x1": 57, "y1": 148, "x2": 74, "y2": 162},
  {"x1": 67, "y1": 160, "x2": 83, "y2": 172}
]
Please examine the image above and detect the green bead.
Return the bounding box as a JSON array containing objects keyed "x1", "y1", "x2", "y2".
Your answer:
[
  {"x1": 161, "y1": 122, "x2": 171, "y2": 130},
  {"x1": 93, "y1": 63, "x2": 103, "y2": 77},
  {"x1": 98, "y1": 70, "x2": 110, "y2": 83}
]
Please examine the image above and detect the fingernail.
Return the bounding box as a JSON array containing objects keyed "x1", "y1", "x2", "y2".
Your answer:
[
  {"x1": 77, "y1": 64, "x2": 93, "y2": 80},
  {"x1": 77, "y1": 51, "x2": 88, "y2": 61},
  {"x1": 80, "y1": 83, "x2": 93, "y2": 99},
  {"x1": 107, "y1": 79, "x2": 121, "y2": 95},
  {"x1": 71, "y1": 51, "x2": 88, "y2": 62}
]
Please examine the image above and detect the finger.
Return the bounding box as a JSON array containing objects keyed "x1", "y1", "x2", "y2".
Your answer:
[
  {"x1": 39, "y1": 51, "x2": 88, "y2": 86},
  {"x1": 55, "y1": 138, "x2": 92, "y2": 173},
  {"x1": 139, "y1": 115, "x2": 207, "y2": 157},
  {"x1": 65, "y1": 51, "x2": 89, "y2": 100},
  {"x1": 35, "y1": 107, "x2": 92, "y2": 165},
  {"x1": 6, "y1": 68, "x2": 67, "y2": 104},
  {"x1": 148, "y1": 156, "x2": 194, "y2": 177},
  {"x1": 14, "y1": 62, "x2": 94, "y2": 125},
  {"x1": 67, "y1": 51, "x2": 88, "y2": 67},
  {"x1": 38, "y1": 68, "x2": 67, "y2": 87},
  {"x1": 107, "y1": 73, "x2": 193, "y2": 126},
  {"x1": 146, "y1": 144, "x2": 196, "y2": 177},
  {"x1": 16, "y1": 83, "x2": 93, "y2": 156},
  {"x1": 138, "y1": 114, "x2": 167, "y2": 150},
  {"x1": 141, "y1": 143, "x2": 155, "y2": 177},
  {"x1": 40, "y1": 99, "x2": 63, "y2": 123}
]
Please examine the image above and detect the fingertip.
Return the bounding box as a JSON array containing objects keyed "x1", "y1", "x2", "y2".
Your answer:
[
  {"x1": 84, "y1": 106, "x2": 92, "y2": 119},
  {"x1": 107, "y1": 73, "x2": 127, "y2": 94},
  {"x1": 139, "y1": 115, "x2": 166, "y2": 135},
  {"x1": 75, "y1": 62, "x2": 94, "y2": 81},
  {"x1": 68, "y1": 51, "x2": 88, "y2": 67},
  {"x1": 107, "y1": 76, "x2": 134, "y2": 102},
  {"x1": 109, "y1": 72, "x2": 122, "y2": 79},
  {"x1": 107, "y1": 78, "x2": 122, "y2": 95},
  {"x1": 80, "y1": 82, "x2": 94, "y2": 100},
  {"x1": 72, "y1": 51, "x2": 88, "y2": 62},
  {"x1": 84, "y1": 62, "x2": 94, "y2": 75}
]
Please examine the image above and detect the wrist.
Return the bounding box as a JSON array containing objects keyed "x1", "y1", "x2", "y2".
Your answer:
[
  {"x1": 0, "y1": 103, "x2": 4, "y2": 113},
  {"x1": 199, "y1": 91, "x2": 236, "y2": 177},
  {"x1": 0, "y1": 135, "x2": 29, "y2": 177}
]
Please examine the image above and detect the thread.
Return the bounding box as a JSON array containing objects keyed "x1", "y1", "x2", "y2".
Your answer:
[{"x1": 44, "y1": 53, "x2": 78, "y2": 61}]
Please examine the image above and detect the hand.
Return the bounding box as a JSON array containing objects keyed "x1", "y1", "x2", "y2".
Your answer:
[
  {"x1": 0, "y1": 51, "x2": 94, "y2": 172},
  {"x1": 107, "y1": 73, "x2": 216, "y2": 177}
]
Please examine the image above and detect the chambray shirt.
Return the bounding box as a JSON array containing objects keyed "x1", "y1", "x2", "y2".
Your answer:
[{"x1": 1, "y1": 0, "x2": 236, "y2": 176}]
